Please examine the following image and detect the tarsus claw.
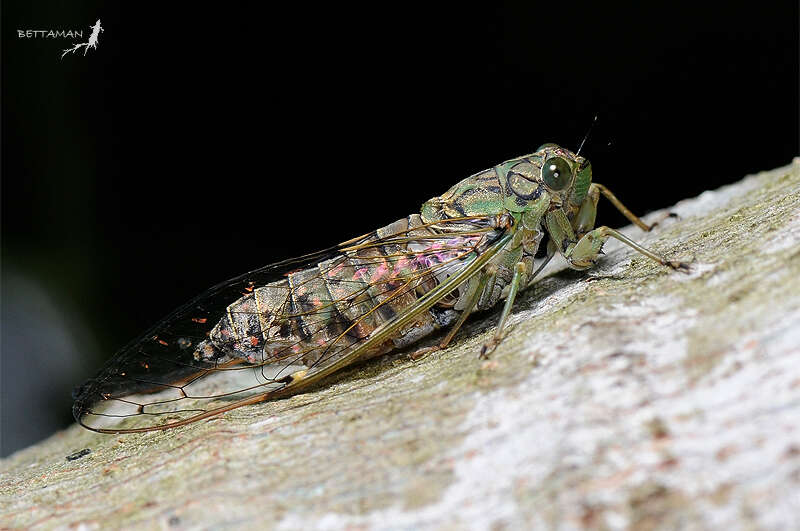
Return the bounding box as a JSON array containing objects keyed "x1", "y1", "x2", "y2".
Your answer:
[
  {"x1": 479, "y1": 344, "x2": 489, "y2": 359},
  {"x1": 669, "y1": 260, "x2": 692, "y2": 273}
]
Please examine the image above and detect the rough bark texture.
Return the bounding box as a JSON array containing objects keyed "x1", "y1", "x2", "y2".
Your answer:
[{"x1": 2, "y1": 160, "x2": 800, "y2": 530}]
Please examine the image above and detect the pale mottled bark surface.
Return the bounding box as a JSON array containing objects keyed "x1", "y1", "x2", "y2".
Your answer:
[{"x1": 2, "y1": 160, "x2": 800, "y2": 530}]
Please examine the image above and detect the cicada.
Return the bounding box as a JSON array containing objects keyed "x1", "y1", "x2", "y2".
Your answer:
[{"x1": 73, "y1": 144, "x2": 687, "y2": 433}]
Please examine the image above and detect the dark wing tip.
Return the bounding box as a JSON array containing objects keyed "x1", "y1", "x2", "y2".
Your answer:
[{"x1": 72, "y1": 376, "x2": 102, "y2": 424}]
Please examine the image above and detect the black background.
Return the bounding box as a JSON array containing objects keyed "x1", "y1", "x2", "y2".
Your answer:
[{"x1": 2, "y1": 2, "x2": 798, "y2": 455}]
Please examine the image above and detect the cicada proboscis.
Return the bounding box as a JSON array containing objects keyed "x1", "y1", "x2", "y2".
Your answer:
[{"x1": 73, "y1": 143, "x2": 688, "y2": 433}]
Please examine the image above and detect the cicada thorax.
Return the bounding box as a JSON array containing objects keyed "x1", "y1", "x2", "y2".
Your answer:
[{"x1": 194, "y1": 213, "x2": 487, "y2": 372}]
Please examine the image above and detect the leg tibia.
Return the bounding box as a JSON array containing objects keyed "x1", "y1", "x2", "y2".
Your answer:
[
  {"x1": 593, "y1": 184, "x2": 653, "y2": 232},
  {"x1": 566, "y1": 226, "x2": 689, "y2": 271}
]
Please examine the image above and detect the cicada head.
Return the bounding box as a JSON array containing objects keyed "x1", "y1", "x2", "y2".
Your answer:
[{"x1": 502, "y1": 143, "x2": 592, "y2": 212}]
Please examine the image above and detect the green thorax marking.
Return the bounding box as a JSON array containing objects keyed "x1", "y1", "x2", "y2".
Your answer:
[{"x1": 421, "y1": 167, "x2": 506, "y2": 222}]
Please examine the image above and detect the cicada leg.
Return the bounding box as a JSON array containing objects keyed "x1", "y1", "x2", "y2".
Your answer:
[
  {"x1": 589, "y1": 183, "x2": 653, "y2": 232},
  {"x1": 548, "y1": 184, "x2": 690, "y2": 272},
  {"x1": 479, "y1": 260, "x2": 529, "y2": 359},
  {"x1": 575, "y1": 183, "x2": 678, "y2": 236},
  {"x1": 569, "y1": 226, "x2": 690, "y2": 271},
  {"x1": 410, "y1": 271, "x2": 490, "y2": 360}
]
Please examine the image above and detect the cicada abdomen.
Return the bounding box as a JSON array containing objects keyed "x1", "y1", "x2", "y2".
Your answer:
[
  {"x1": 195, "y1": 214, "x2": 488, "y2": 373},
  {"x1": 74, "y1": 209, "x2": 504, "y2": 432}
]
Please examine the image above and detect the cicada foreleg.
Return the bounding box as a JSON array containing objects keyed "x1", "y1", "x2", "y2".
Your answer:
[
  {"x1": 585, "y1": 183, "x2": 653, "y2": 233},
  {"x1": 589, "y1": 183, "x2": 680, "y2": 232},
  {"x1": 548, "y1": 186, "x2": 690, "y2": 272}
]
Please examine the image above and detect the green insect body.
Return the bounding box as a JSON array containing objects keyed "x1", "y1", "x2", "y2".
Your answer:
[{"x1": 73, "y1": 144, "x2": 687, "y2": 433}]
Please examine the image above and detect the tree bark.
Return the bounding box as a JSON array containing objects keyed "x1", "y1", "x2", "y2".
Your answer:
[{"x1": 3, "y1": 160, "x2": 800, "y2": 530}]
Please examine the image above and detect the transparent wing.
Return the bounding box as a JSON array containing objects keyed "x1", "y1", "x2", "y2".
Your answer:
[{"x1": 74, "y1": 215, "x2": 507, "y2": 432}]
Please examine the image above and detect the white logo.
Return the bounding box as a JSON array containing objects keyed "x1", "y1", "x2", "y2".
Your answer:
[{"x1": 61, "y1": 19, "x2": 103, "y2": 59}]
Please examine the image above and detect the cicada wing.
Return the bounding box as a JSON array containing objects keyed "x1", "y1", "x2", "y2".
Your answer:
[
  {"x1": 72, "y1": 245, "x2": 349, "y2": 433},
  {"x1": 74, "y1": 215, "x2": 507, "y2": 433}
]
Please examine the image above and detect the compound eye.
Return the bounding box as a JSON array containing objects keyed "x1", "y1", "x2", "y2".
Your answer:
[{"x1": 542, "y1": 157, "x2": 571, "y2": 190}]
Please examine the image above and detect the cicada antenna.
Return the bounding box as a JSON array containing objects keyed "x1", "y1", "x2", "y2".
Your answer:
[{"x1": 576, "y1": 114, "x2": 598, "y2": 157}]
